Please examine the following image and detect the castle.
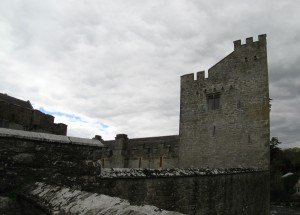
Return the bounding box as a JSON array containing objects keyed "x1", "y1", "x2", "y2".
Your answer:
[
  {"x1": 0, "y1": 34, "x2": 270, "y2": 215},
  {"x1": 0, "y1": 93, "x2": 67, "y2": 135},
  {"x1": 98, "y1": 34, "x2": 270, "y2": 170}
]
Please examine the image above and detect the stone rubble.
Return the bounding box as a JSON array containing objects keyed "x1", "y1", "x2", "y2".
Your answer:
[{"x1": 100, "y1": 167, "x2": 261, "y2": 178}]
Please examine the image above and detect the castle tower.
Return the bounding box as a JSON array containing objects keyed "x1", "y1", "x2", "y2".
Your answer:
[
  {"x1": 178, "y1": 35, "x2": 270, "y2": 169},
  {"x1": 111, "y1": 134, "x2": 129, "y2": 168}
]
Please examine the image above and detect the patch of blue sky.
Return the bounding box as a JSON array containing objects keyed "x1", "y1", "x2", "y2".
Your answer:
[
  {"x1": 99, "y1": 122, "x2": 109, "y2": 129},
  {"x1": 38, "y1": 107, "x2": 85, "y2": 122},
  {"x1": 37, "y1": 107, "x2": 110, "y2": 130}
]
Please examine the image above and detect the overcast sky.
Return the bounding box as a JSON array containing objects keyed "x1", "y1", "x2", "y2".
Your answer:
[{"x1": 0, "y1": 0, "x2": 299, "y2": 148}]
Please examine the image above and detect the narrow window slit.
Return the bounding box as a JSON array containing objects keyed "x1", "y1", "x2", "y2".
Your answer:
[{"x1": 139, "y1": 158, "x2": 142, "y2": 168}]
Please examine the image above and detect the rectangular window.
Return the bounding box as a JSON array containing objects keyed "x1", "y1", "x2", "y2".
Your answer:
[{"x1": 207, "y1": 93, "x2": 220, "y2": 110}]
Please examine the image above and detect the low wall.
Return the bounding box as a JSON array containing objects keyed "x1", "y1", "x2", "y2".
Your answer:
[
  {"x1": 18, "y1": 182, "x2": 184, "y2": 215},
  {"x1": 78, "y1": 170, "x2": 270, "y2": 215}
]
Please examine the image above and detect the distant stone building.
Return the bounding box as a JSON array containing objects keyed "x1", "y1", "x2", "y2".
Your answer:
[{"x1": 0, "y1": 93, "x2": 67, "y2": 135}]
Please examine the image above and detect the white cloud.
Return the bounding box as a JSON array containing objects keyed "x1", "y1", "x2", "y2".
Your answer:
[{"x1": 1, "y1": 0, "x2": 300, "y2": 147}]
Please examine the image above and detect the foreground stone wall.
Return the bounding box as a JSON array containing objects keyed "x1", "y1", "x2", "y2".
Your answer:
[
  {"x1": 18, "y1": 182, "x2": 184, "y2": 215},
  {"x1": 0, "y1": 128, "x2": 269, "y2": 214},
  {"x1": 81, "y1": 169, "x2": 270, "y2": 215},
  {"x1": 0, "y1": 128, "x2": 104, "y2": 197}
]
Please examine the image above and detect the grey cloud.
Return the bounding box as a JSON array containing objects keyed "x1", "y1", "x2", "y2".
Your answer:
[{"x1": 0, "y1": 0, "x2": 300, "y2": 147}]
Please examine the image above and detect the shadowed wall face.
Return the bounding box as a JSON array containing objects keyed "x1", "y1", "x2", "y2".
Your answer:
[{"x1": 93, "y1": 172, "x2": 269, "y2": 215}]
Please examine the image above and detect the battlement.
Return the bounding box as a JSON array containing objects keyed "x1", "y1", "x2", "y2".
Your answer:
[
  {"x1": 181, "y1": 34, "x2": 267, "y2": 85},
  {"x1": 181, "y1": 71, "x2": 206, "y2": 83},
  {"x1": 234, "y1": 34, "x2": 267, "y2": 50}
]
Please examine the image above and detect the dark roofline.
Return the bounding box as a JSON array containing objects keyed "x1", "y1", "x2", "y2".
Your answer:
[{"x1": 0, "y1": 93, "x2": 33, "y2": 109}]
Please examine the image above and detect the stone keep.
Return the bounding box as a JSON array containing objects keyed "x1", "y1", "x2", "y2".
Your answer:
[{"x1": 178, "y1": 34, "x2": 270, "y2": 169}]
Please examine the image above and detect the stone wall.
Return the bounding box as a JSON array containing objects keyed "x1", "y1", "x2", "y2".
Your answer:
[
  {"x1": 0, "y1": 128, "x2": 179, "y2": 196},
  {"x1": 104, "y1": 134, "x2": 179, "y2": 168},
  {"x1": 13, "y1": 168, "x2": 270, "y2": 215},
  {"x1": 179, "y1": 34, "x2": 270, "y2": 169},
  {"x1": 0, "y1": 128, "x2": 179, "y2": 187},
  {"x1": 0, "y1": 100, "x2": 67, "y2": 135},
  {"x1": 0, "y1": 128, "x2": 104, "y2": 198},
  {"x1": 18, "y1": 182, "x2": 184, "y2": 215},
  {"x1": 0, "y1": 128, "x2": 270, "y2": 214}
]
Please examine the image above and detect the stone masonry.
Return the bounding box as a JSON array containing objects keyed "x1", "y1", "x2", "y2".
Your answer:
[
  {"x1": 178, "y1": 34, "x2": 270, "y2": 169},
  {"x1": 0, "y1": 128, "x2": 269, "y2": 214},
  {"x1": 0, "y1": 93, "x2": 67, "y2": 135}
]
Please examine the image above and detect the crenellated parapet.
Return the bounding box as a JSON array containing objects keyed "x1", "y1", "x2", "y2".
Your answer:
[
  {"x1": 181, "y1": 34, "x2": 268, "y2": 86},
  {"x1": 234, "y1": 34, "x2": 267, "y2": 50}
]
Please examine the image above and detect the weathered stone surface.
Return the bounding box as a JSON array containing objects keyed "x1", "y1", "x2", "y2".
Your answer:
[
  {"x1": 12, "y1": 153, "x2": 35, "y2": 165},
  {"x1": 92, "y1": 171, "x2": 270, "y2": 215},
  {"x1": 0, "y1": 128, "x2": 104, "y2": 146},
  {"x1": 179, "y1": 34, "x2": 270, "y2": 170},
  {"x1": 18, "y1": 182, "x2": 184, "y2": 215},
  {"x1": 0, "y1": 197, "x2": 12, "y2": 210},
  {"x1": 104, "y1": 135, "x2": 179, "y2": 169},
  {"x1": 0, "y1": 196, "x2": 20, "y2": 215},
  {"x1": 69, "y1": 136, "x2": 105, "y2": 146},
  {"x1": 0, "y1": 128, "x2": 269, "y2": 214},
  {"x1": 0, "y1": 129, "x2": 103, "y2": 196},
  {"x1": 0, "y1": 93, "x2": 67, "y2": 135}
]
